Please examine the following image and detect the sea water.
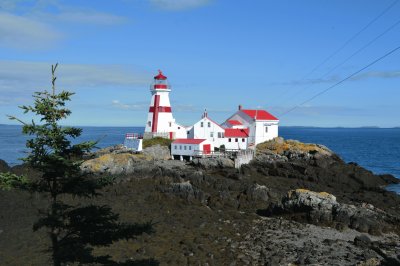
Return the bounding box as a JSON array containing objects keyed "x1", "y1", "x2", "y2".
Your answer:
[{"x1": 0, "y1": 125, "x2": 399, "y2": 194}]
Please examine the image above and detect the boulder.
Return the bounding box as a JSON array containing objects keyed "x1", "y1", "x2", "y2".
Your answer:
[
  {"x1": 81, "y1": 153, "x2": 140, "y2": 175},
  {"x1": 191, "y1": 157, "x2": 234, "y2": 169},
  {"x1": 142, "y1": 145, "x2": 171, "y2": 160},
  {"x1": 265, "y1": 189, "x2": 400, "y2": 235}
]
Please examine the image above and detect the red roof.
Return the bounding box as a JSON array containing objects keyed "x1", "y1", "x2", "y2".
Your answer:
[
  {"x1": 241, "y1": 109, "x2": 278, "y2": 121},
  {"x1": 224, "y1": 128, "x2": 249, "y2": 138},
  {"x1": 227, "y1": 120, "x2": 242, "y2": 126},
  {"x1": 173, "y1": 138, "x2": 206, "y2": 144},
  {"x1": 154, "y1": 70, "x2": 167, "y2": 80}
]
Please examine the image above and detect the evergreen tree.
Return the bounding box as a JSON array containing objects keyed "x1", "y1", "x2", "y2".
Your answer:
[{"x1": 1, "y1": 64, "x2": 157, "y2": 266}]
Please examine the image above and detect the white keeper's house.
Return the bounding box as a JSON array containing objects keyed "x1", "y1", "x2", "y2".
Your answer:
[{"x1": 139, "y1": 70, "x2": 279, "y2": 160}]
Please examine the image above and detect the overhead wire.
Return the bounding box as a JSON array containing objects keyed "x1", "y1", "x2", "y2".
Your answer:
[
  {"x1": 279, "y1": 44, "x2": 400, "y2": 117},
  {"x1": 276, "y1": 15, "x2": 400, "y2": 112},
  {"x1": 272, "y1": 0, "x2": 399, "y2": 107}
]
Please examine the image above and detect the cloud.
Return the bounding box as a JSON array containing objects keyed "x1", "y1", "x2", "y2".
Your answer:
[
  {"x1": 111, "y1": 100, "x2": 148, "y2": 111},
  {"x1": 0, "y1": 12, "x2": 61, "y2": 50},
  {"x1": 0, "y1": 60, "x2": 151, "y2": 103},
  {"x1": 350, "y1": 70, "x2": 400, "y2": 81},
  {"x1": 149, "y1": 0, "x2": 211, "y2": 10},
  {"x1": 269, "y1": 105, "x2": 366, "y2": 117}
]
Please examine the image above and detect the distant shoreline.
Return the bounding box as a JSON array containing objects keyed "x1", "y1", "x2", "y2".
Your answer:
[{"x1": 1, "y1": 124, "x2": 399, "y2": 129}]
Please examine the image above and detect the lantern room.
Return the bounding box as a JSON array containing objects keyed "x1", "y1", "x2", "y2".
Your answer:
[{"x1": 152, "y1": 70, "x2": 170, "y2": 91}]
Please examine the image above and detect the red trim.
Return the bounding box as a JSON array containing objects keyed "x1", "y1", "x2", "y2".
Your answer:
[
  {"x1": 152, "y1": 95, "x2": 160, "y2": 132},
  {"x1": 154, "y1": 70, "x2": 167, "y2": 80},
  {"x1": 241, "y1": 109, "x2": 279, "y2": 121},
  {"x1": 154, "y1": 84, "x2": 168, "y2": 89},
  {"x1": 227, "y1": 120, "x2": 242, "y2": 126},
  {"x1": 173, "y1": 139, "x2": 206, "y2": 144},
  {"x1": 203, "y1": 144, "x2": 211, "y2": 155},
  {"x1": 225, "y1": 128, "x2": 249, "y2": 137},
  {"x1": 149, "y1": 106, "x2": 172, "y2": 113}
]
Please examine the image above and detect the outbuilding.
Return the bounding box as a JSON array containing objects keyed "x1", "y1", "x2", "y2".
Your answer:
[{"x1": 171, "y1": 138, "x2": 213, "y2": 161}]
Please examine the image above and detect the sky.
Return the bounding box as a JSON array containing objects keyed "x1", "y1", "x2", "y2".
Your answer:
[{"x1": 0, "y1": 0, "x2": 399, "y2": 128}]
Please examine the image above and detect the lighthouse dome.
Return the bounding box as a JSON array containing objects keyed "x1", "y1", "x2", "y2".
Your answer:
[{"x1": 154, "y1": 70, "x2": 167, "y2": 80}]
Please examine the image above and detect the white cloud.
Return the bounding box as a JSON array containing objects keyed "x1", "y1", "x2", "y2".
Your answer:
[
  {"x1": 0, "y1": 12, "x2": 61, "y2": 50},
  {"x1": 149, "y1": 0, "x2": 211, "y2": 10},
  {"x1": 0, "y1": 60, "x2": 151, "y2": 103},
  {"x1": 111, "y1": 100, "x2": 148, "y2": 111},
  {"x1": 350, "y1": 70, "x2": 400, "y2": 81}
]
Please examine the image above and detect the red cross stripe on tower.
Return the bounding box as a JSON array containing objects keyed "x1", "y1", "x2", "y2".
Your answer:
[{"x1": 150, "y1": 95, "x2": 172, "y2": 132}]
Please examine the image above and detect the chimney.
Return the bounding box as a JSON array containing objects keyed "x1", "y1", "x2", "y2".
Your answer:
[{"x1": 238, "y1": 104, "x2": 242, "y2": 111}]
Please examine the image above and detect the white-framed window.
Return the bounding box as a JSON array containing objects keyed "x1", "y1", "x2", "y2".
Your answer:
[
  {"x1": 174, "y1": 145, "x2": 177, "y2": 149},
  {"x1": 235, "y1": 138, "x2": 238, "y2": 142},
  {"x1": 208, "y1": 122, "x2": 211, "y2": 127},
  {"x1": 169, "y1": 122, "x2": 172, "y2": 127},
  {"x1": 201, "y1": 122, "x2": 204, "y2": 127},
  {"x1": 210, "y1": 132, "x2": 214, "y2": 137},
  {"x1": 242, "y1": 138, "x2": 245, "y2": 142},
  {"x1": 265, "y1": 126, "x2": 268, "y2": 133},
  {"x1": 187, "y1": 131, "x2": 190, "y2": 135},
  {"x1": 180, "y1": 145, "x2": 182, "y2": 150},
  {"x1": 218, "y1": 132, "x2": 224, "y2": 138},
  {"x1": 148, "y1": 121, "x2": 151, "y2": 127},
  {"x1": 228, "y1": 138, "x2": 232, "y2": 142},
  {"x1": 189, "y1": 146, "x2": 192, "y2": 150},
  {"x1": 184, "y1": 146, "x2": 187, "y2": 150}
]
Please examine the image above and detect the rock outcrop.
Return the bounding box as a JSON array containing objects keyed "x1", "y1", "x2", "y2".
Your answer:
[{"x1": 265, "y1": 189, "x2": 400, "y2": 235}]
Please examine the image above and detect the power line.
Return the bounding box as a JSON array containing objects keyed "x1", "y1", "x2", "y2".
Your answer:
[
  {"x1": 301, "y1": 0, "x2": 399, "y2": 80},
  {"x1": 272, "y1": 0, "x2": 399, "y2": 106},
  {"x1": 279, "y1": 44, "x2": 400, "y2": 117},
  {"x1": 276, "y1": 15, "x2": 400, "y2": 109}
]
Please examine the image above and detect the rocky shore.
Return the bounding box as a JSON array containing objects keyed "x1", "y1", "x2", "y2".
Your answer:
[{"x1": 1, "y1": 138, "x2": 399, "y2": 265}]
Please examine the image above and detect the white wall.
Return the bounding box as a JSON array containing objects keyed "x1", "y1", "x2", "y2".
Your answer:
[
  {"x1": 189, "y1": 117, "x2": 225, "y2": 149},
  {"x1": 221, "y1": 137, "x2": 248, "y2": 150},
  {"x1": 171, "y1": 140, "x2": 214, "y2": 157}
]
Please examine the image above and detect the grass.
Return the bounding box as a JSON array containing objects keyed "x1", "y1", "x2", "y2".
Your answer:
[{"x1": 142, "y1": 137, "x2": 172, "y2": 149}]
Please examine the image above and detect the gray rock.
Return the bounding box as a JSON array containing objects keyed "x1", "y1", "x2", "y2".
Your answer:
[
  {"x1": 142, "y1": 145, "x2": 171, "y2": 160},
  {"x1": 266, "y1": 189, "x2": 400, "y2": 235},
  {"x1": 191, "y1": 157, "x2": 234, "y2": 169}
]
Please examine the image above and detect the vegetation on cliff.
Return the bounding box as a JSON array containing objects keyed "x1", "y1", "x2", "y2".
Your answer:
[{"x1": 0, "y1": 64, "x2": 157, "y2": 266}]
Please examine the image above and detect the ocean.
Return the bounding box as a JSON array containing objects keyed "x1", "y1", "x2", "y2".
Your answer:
[{"x1": 1, "y1": 125, "x2": 399, "y2": 194}]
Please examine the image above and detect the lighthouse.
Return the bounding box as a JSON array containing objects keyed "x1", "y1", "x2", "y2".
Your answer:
[{"x1": 144, "y1": 70, "x2": 187, "y2": 140}]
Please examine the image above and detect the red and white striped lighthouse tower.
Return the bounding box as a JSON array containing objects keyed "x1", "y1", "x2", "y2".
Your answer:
[{"x1": 144, "y1": 70, "x2": 178, "y2": 139}]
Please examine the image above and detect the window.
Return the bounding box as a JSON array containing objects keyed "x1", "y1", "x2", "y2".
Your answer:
[
  {"x1": 208, "y1": 122, "x2": 211, "y2": 127},
  {"x1": 201, "y1": 122, "x2": 204, "y2": 127},
  {"x1": 189, "y1": 146, "x2": 192, "y2": 150},
  {"x1": 265, "y1": 126, "x2": 268, "y2": 133},
  {"x1": 228, "y1": 138, "x2": 232, "y2": 142},
  {"x1": 148, "y1": 121, "x2": 151, "y2": 127},
  {"x1": 187, "y1": 131, "x2": 190, "y2": 135},
  {"x1": 175, "y1": 145, "x2": 177, "y2": 149},
  {"x1": 235, "y1": 138, "x2": 238, "y2": 142},
  {"x1": 184, "y1": 146, "x2": 187, "y2": 150},
  {"x1": 242, "y1": 138, "x2": 245, "y2": 142},
  {"x1": 218, "y1": 132, "x2": 224, "y2": 138},
  {"x1": 178, "y1": 127, "x2": 181, "y2": 129},
  {"x1": 210, "y1": 132, "x2": 214, "y2": 138},
  {"x1": 169, "y1": 122, "x2": 172, "y2": 127},
  {"x1": 180, "y1": 145, "x2": 182, "y2": 150}
]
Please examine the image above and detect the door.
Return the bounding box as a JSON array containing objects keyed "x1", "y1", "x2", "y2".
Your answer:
[{"x1": 203, "y1": 144, "x2": 211, "y2": 155}]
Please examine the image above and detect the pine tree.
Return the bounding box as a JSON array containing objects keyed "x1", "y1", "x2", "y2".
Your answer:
[{"x1": 1, "y1": 64, "x2": 157, "y2": 265}]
